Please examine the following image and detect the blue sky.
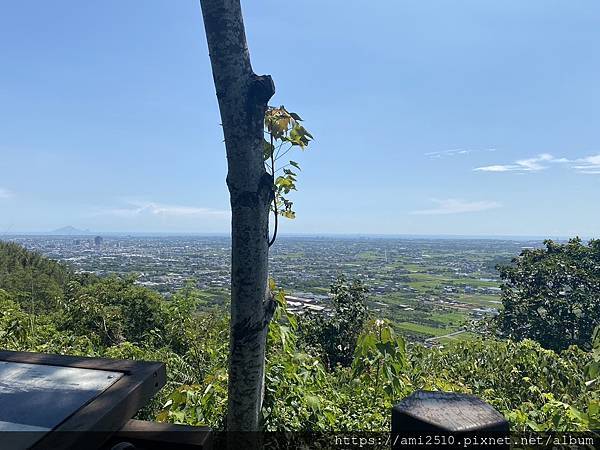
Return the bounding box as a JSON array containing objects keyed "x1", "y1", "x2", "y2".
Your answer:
[{"x1": 1, "y1": 0, "x2": 599, "y2": 237}]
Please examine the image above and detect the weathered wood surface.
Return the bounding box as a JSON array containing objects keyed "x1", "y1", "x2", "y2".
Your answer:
[
  {"x1": 0, "y1": 350, "x2": 165, "y2": 450},
  {"x1": 392, "y1": 391, "x2": 509, "y2": 449},
  {"x1": 393, "y1": 391, "x2": 508, "y2": 432},
  {"x1": 0, "y1": 361, "x2": 123, "y2": 430},
  {"x1": 0, "y1": 360, "x2": 123, "y2": 449}
]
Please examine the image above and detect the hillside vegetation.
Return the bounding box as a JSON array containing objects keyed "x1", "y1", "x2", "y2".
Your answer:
[{"x1": 0, "y1": 241, "x2": 598, "y2": 431}]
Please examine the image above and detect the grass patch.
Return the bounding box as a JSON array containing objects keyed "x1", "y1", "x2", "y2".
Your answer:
[{"x1": 395, "y1": 322, "x2": 451, "y2": 337}]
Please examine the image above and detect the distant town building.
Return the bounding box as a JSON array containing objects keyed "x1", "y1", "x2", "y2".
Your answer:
[
  {"x1": 94, "y1": 236, "x2": 103, "y2": 247},
  {"x1": 285, "y1": 295, "x2": 330, "y2": 315}
]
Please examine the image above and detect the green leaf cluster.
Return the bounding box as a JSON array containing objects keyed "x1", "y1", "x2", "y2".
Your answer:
[
  {"x1": 495, "y1": 237, "x2": 600, "y2": 351},
  {"x1": 264, "y1": 106, "x2": 313, "y2": 223}
]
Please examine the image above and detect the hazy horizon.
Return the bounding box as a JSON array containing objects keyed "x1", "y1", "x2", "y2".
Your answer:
[{"x1": 1, "y1": 226, "x2": 585, "y2": 242}]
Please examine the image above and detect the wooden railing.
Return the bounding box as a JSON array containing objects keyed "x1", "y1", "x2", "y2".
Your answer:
[{"x1": 104, "y1": 391, "x2": 509, "y2": 449}]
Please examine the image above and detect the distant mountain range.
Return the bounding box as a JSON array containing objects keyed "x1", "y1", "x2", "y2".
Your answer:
[{"x1": 50, "y1": 226, "x2": 93, "y2": 235}]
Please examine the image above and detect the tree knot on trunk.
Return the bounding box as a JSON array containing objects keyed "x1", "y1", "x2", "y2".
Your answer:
[
  {"x1": 263, "y1": 291, "x2": 277, "y2": 325},
  {"x1": 230, "y1": 172, "x2": 274, "y2": 210},
  {"x1": 248, "y1": 74, "x2": 275, "y2": 106},
  {"x1": 244, "y1": 74, "x2": 275, "y2": 128},
  {"x1": 261, "y1": 171, "x2": 276, "y2": 203}
]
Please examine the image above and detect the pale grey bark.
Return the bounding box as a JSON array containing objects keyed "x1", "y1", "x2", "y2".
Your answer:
[{"x1": 199, "y1": 0, "x2": 276, "y2": 432}]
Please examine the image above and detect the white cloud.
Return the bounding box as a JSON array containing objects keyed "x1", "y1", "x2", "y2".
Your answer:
[
  {"x1": 0, "y1": 188, "x2": 13, "y2": 199},
  {"x1": 473, "y1": 164, "x2": 513, "y2": 172},
  {"x1": 571, "y1": 154, "x2": 600, "y2": 174},
  {"x1": 474, "y1": 152, "x2": 600, "y2": 175},
  {"x1": 426, "y1": 148, "x2": 496, "y2": 159},
  {"x1": 94, "y1": 201, "x2": 230, "y2": 218},
  {"x1": 474, "y1": 153, "x2": 554, "y2": 173},
  {"x1": 410, "y1": 198, "x2": 501, "y2": 215},
  {"x1": 514, "y1": 153, "x2": 554, "y2": 171}
]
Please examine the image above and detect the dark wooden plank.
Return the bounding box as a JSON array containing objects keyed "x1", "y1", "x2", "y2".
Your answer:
[
  {"x1": 0, "y1": 350, "x2": 166, "y2": 450},
  {"x1": 105, "y1": 419, "x2": 212, "y2": 450},
  {"x1": 36, "y1": 363, "x2": 165, "y2": 450},
  {"x1": 0, "y1": 350, "x2": 152, "y2": 374},
  {"x1": 0, "y1": 361, "x2": 123, "y2": 429}
]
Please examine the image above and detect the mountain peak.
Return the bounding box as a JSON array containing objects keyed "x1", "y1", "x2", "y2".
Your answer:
[{"x1": 50, "y1": 226, "x2": 91, "y2": 235}]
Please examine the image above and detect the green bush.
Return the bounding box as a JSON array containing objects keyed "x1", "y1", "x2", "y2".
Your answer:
[
  {"x1": 495, "y1": 238, "x2": 600, "y2": 351},
  {"x1": 299, "y1": 276, "x2": 370, "y2": 368}
]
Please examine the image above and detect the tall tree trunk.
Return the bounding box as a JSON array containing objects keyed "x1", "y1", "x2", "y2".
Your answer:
[{"x1": 199, "y1": 0, "x2": 276, "y2": 432}]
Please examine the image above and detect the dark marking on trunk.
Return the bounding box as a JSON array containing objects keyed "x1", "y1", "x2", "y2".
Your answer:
[
  {"x1": 230, "y1": 172, "x2": 274, "y2": 209},
  {"x1": 263, "y1": 294, "x2": 277, "y2": 324},
  {"x1": 248, "y1": 74, "x2": 275, "y2": 106}
]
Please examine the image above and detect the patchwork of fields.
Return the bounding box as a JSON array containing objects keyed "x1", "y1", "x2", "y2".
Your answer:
[{"x1": 9, "y1": 235, "x2": 543, "y2": 345}]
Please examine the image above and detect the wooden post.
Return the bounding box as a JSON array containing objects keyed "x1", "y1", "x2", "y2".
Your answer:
[{"x1": 392, "y1": 391, "x2": 509, "y2": 449}]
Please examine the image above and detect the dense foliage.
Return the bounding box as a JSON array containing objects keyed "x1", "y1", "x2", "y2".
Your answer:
[
  {"x1": 495, "y1": 238, "x2": 600, "y2": 351},
  {"x1": 0, "y1": 241, "x2": 74, "y2": 312},
  {"x1": 0, "y1": 242, "x2": 598, "y2": 432},
  {"x1": 299, "y1": 276, "x2": 369, "y2": 368}
]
